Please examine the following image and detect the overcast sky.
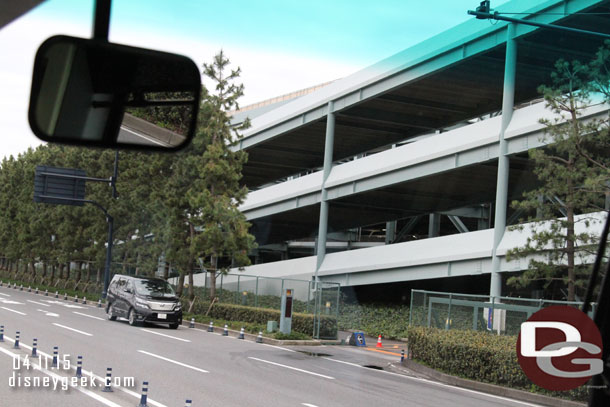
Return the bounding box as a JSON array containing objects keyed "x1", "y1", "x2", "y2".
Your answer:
[{"x1": 0, "y1": 0, "x2": 510, "y2": 159}]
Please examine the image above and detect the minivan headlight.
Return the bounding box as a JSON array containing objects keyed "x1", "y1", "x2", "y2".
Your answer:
[
  {"x1": 135, "y1": 298, "x2": 150, "y2": 309},
  {"x1": 174, "y1": 303, "x2": 182, "y2": 311}
]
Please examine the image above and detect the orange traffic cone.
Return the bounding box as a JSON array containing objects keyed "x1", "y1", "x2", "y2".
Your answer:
[{"x1": 376, "y1": 334, "x2": 383, "y2": 348}]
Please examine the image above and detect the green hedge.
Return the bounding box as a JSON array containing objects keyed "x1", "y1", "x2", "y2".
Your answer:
[
  {"x1": 407, "y1": 327, "x2": 588, "y2": 401},
  {"x1": 0, "y1": 274, "x2": 104, "y2": 302},
  {"x1": 338, "y1": 302, "x2": 409, "y2": 339},
  {"x1": 182, "y1": 298, "x2": 337, "y2": 339}
]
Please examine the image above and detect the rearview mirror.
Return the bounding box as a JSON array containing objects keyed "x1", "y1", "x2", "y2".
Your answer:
[{"x1": 28, "y1": 35, "x2": 201, "y2": 151}]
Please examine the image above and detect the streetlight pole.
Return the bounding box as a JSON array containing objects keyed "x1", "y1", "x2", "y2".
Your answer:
[{"x1": 102, "y1": 150, "x2": 119, "y2": 298}]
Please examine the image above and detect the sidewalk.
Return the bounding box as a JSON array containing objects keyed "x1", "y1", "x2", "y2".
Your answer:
[{"x1": 339, "y1": 330, "x2": 407, "y2": 356}]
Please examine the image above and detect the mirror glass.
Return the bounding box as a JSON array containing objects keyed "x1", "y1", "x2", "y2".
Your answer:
[{"x1": 28, "y1": 35, "x2": 201, "y2": 150}]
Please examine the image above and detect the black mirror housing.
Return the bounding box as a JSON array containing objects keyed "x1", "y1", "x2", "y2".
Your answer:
[{"x1": 28, "y1": 35, "x2": 201, "y2": 151}]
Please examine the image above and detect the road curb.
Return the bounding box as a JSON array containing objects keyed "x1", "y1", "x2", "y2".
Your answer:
[
  {"x1": 181, "y1": 320, "x2": 329, "y2": 346},
  {"x1": 400, "y1": 359, "x2": 586, "y2": 407}
]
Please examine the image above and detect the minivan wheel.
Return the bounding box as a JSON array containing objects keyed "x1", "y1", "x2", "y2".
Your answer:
[
  {"x1": 128, "y1": 308, "x2": 138, "y2": 326},
  {"x1": 107, "y1": 303, "x2": 117, "y2": 321}
]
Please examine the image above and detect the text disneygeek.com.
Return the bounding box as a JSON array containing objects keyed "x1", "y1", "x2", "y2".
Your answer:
[{"x1": 8, "y1": 354, "x2": 135, "y2": 391}]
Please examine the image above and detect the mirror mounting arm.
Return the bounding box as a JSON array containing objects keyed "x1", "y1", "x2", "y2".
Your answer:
[{"x1": 93, "y1": 0, "x2": 111, "y2": 42}]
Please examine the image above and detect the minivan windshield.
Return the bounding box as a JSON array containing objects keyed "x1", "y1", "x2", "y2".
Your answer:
[{"x1": 135, "y1": 279, "x2": 176, "y2": 298}]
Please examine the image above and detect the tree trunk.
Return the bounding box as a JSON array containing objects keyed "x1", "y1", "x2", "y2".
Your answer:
[
  {"x1": 135, "y1": 252, "x2": 141, "y2": 276},
  {"x1": 51, "y1": 263, "x2": 56, "y2": 281},
  {"x1": 176, "y1": 272, "x2": 185, "y2": 297},
  {"x1": 209, "y1": 255, "x2": 218, "y2": 300},
  {"x1": 96, "y1": 266, "x2": 101, "y2": 284},
  {"x1": 30, "y1": 259, "x2": 36, "y2": 276},
  {"x1": 58, "y1": 263, "x2": 64, "y2": 280},
  {"x1": 42, "y1": 262, "x2": 47, "y2": 278},
  {"x1": 566, "y1": 205, "x2": 576, "y2": 302},
  {"x1": 188, "y1": 223, "x2": 195, "y2": 300},
  {"x1": 188, "y1": 270, "x2": 194, "y2": 300},
  {"x1": 163, "y1": 262, "x2": 169, "y2": 280},
  {"x1": 76, "y1": 262, "x2": 83, "y2": 282}
]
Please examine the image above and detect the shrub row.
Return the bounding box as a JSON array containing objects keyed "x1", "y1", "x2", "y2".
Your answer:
[
  {"x1": 187, "y1": 285, "x2": 315, "y2": 313},
  {"x1": 406, "y1": 327, "x2": 588, "y2": 401},
  {"x1": 338, "y1": 302, "x2": 410, "y2": 339},
  {"x1": 182, "y1": 298, "x2": 337, "y2": 339},
  {"x1": 0, "y1": 272, "x2": 104, "y2": 302}
]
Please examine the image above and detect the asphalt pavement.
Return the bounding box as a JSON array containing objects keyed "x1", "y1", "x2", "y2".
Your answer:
[{"x1": 0, "y1": 284, "x2": 544, "y2": 407}]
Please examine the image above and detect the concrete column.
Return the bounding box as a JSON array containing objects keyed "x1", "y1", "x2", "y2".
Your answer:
[
  {"x1": 385, "y1": 221, "x2": 396, "y2": 244},
  {"x1": 490, "y1": 23, "x2": 517, "y2": 299},
  {"x1": 428, "y1": 213, "x2": 441, "y2": 238},
  {"x1": 315, "y1": 101, "x2": 335, "y2": 276}
]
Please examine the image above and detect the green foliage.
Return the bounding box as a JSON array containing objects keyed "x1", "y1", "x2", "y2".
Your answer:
[
  {"x1": 0, "y1": 51, "x2": 255, "y2": 308},
  {"x1": 407, "y1": 327, "x2": 588, "y2": 401},
  {"x1": 0, "y1": 272, "x2": 104, "y2": 302},
  {"x1": 273, "y1": 331, "x2": 310, "y2": 340},
  {"x1": 507, "y1": 42, "x2": 610, "y2": 301},
  {"x1": 182, "y1": 298, "x2": 337, "y2": 338},
  {"x1": 338, "y1": 302, "x2": 409, "y2": 339}
]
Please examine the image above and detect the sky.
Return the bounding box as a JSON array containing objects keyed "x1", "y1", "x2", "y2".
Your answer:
[{"x1": 0, "y1": 0, "x2": 510, "y2": 159}]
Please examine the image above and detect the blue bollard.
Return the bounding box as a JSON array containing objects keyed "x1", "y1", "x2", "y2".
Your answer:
[
  {"x1": 102, "y1": 368, "x2": 113, "y2": 392},
  {"x1": 52, "y1": 346, "x2": 58, "y2": 367},
  {"x1": 76, "y1": 356, "x2": 83, "y2": 378},
  {"x1": 138, "y1": 381, "x2": 149, "y2": 407}
]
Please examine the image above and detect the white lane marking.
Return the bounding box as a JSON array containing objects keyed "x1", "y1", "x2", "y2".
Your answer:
[
  {"x1": 302, "y1": 404, "x2": 319, "y2": 407},
  {"x1": 321, "y1": 358, "x2": 542, "y2": 407},
  {"x1": 121, "y1": 127, "x2": 167, "y2": 146},
  {"x1": 248, "y1": 357, "x2": 335, "y2": 380},
  {"x1": 260, "y1": 343, "x2": 297, "y2": 353},
  {"x1": 0, "y1": 292, "x2": 10, "y2": 297},
  {"x1": 0, "y1": 298, "x2": 24, "y2": 305},
  {"x1": 60, "y1": 304, "x2": 85, "y2": 309},
  {"x1": 3, "y1": 335, "x2": 167, "y2": 407},
  {"x1": 40, "y1": 300, "x2": 85, "y2": 309},
  {"x1": 0, "y1": 346, "x2": 124, "y2": 407},
  {"x1": 52, "y1": 323, "x2": 93, "y2": 336},
  {"x1": 37, "y1": 309, "x2": 59, "y2": 317},
  {"x1": 140, "y1": 328, "x2": 191, "y2": 342},
  {"x1": 28, "y1": 300, "x2": 50, "y2": 307},
  {"x1": 73, "y1": 311, "x2": 105, "y2": 321},
  {"x1": 137, "y1": 350, "x2": 208, "y2": 373},
  {"x1": 0, "y1": 306, "x2": 26, "y2": 315}
]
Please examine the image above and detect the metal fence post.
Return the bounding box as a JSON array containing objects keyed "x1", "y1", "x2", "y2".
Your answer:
[
  {"x1": 280, "y1": 279, "x2": 284, "y2": 309},
  {"x1": 335, "y1": 283, "x2": 340, "y2": 323},
  {"x1": 305, "y1": 281, "x2": 311, "y2": 314},
  {"x1": 446, "y1": 293, "x2": 453, "y2": 330},
  {"x1": 409, "y1": 291, "x2": 414, "y2": 326},
  {"x1": 255, "y1": 277, "x2": 259, "y2": 308},
  {"x1": 236, "y1": 275, "x2": 240, "y2": 305},
  {"x1": 219, "y1": 274, "x2": 223, "y2": 298}
]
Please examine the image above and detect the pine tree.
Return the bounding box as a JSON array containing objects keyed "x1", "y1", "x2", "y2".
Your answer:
[
  {"x1": 507, "y1": 44, "x2": 610, "y2": 301},
  {"x1": 187, "y1": 50, "x2": 256, "y2": 303}
]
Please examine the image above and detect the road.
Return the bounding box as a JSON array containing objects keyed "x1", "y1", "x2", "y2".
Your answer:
[{"x1": 0, "y1": 284, "x2": 542, "y2": 407}]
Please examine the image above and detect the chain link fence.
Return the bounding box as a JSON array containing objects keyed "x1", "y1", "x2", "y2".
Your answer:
[
  {"x1": 173, "y1": 272, "x2": 340, "y2": 339},
  {"x1": 409, "y1": 289, "x2": 597, "y2": 336}
]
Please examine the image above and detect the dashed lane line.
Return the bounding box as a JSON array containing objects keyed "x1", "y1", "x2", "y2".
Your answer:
[
  {"x1": 248, "y1": 357, "x2": 335, "y2": 380},
  {"x1": 137, "y1": 350, "x2": 208, "y2": 373}
]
